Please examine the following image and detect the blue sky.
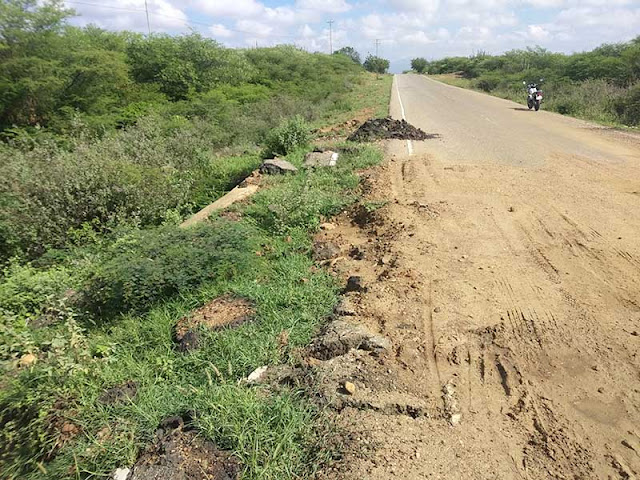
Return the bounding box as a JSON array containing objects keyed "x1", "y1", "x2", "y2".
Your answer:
[{"x1": 66, "y1": 0, "x2": 640, "y2": 72}]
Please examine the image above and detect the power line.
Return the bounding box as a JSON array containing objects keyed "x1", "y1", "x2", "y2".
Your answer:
[
  {"x1": 327, "y1": 20, "x2": 334, "y2": 54},
  {"x1": 66, "y1": 1, "x2": 300, "y2": 39}
]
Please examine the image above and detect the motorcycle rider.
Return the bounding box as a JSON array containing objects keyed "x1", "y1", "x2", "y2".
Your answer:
[{"x1": 523, "y1": 78, "x2": 544, "y2": 111}]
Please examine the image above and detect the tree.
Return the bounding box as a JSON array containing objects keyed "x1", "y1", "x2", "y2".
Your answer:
[
  {"x1": 411, "y1": 57, "x2": 428, "y2": 74},
  {"x1": 363, "y1": 55, "x2": 389, "y2": 74},
  {"x1": 334, "y1": 46, "x2": 361, "y2": 64}
]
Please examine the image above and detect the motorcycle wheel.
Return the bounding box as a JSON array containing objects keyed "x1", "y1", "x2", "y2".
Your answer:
[
  {"x1": 527, "y1": 101, "x2": 533, "y2": 110},
  {"x1": 534, "y1": 101, "x2": 540, "y2": 111}
]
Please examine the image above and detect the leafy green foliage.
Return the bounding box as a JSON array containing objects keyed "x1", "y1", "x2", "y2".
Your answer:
[
  {"x1": 82, "y1": 222, "x2": 259, "y2": 318},
  {"x1": 426, "y1": 38, "x2": 640, "y2": 126},
  {"x1": 262, "y1": 115, "x2": 311, "y2": 158},
  {"x1": 411, "y1": 57, "x2": 428, "y2": 74},
  {"x1": 614, "y1": 83, "x2": 640, "y2": 126},
  {"x1": 0, "y1": 263, "x2": 73, "y2": 318},
  {"x1": 127, "y1": 34, "x2": 253, "y2": 101},
  {"x1": 363, "y1": 55, "x2": 390, "y2": 74},
  {"x1": 334, "y1": 46, "x2": 361, "y2": 64},
  {"x1": 0, "y1": 2, "x2": 393, "y2": 478}
]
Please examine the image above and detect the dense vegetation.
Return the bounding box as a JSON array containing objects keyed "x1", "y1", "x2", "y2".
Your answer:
[
  {"x1": 413, "y1": 39, "x2": 640, "y2": 125},
  {"x1": 0, "y1": 0, "x2": 369, "y2": 261},
  {"x1": 364, "y1": 55, "x2": 390, "y2": 74},
  {"x1": 0, "y1": 1, "x2": 393, "y2": 478}
]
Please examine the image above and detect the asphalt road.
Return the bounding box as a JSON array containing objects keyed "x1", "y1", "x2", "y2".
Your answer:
[
  {"x1": 390, "y1": 74, "x2": 638, "y2": 166},
  {"x1": 334, "y1": 74, "x2": 640, "y2": 479}
]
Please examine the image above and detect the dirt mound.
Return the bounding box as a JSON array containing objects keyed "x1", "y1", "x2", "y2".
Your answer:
[
  {"x1": 98, "y1": 380, "x2": 138, "y2": 405},
  {"x1": 175, "y1": 295, "x2": 254, "y2": 352},
  {"x1": 129, "y1": 416, "x2": 240, "y2": 480},
  {"x1": 347, "y1": 117, "x2": 437, "y2": 142}
]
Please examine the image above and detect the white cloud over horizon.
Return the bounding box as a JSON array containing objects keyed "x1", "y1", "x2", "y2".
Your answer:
[{"x1": 65, "y1": 0, "x2": 640, "y2": 71}]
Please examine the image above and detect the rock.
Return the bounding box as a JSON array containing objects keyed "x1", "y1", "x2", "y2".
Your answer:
[
  {"x1": 99, "y1": 381, "x2": 138, "y2": 405},
  {"x1": 259, "y1": 158, "x2": 298, "y2": 175},
  {"x1": 361, "y1": 335, "x2": 391, "y2": 352},
  {"x1": 344, "y1": 276, "x2": 366, "y2": 293},
  {"x1": 349, "y1": 246, "x2": 365, "y2": 260},
  {"x1": 247, "y1": 366, "x2": 269, "y2": 383},
  {"x1": 319, "y1": 222, "x2": 337, "y2": 230},
  {"x1": 312, "y1": 241, "x2": 341, "y2": 261},
  {"x1": 378, "y1": 255, "x2": 395, "y2": 266},
  {"x1": 450, "y1": 413, "x2": 462, "y2": 426},
  {"x1": 18, "y1": 353, "x2": 37, "y2": 367},
  {"x1": 334, "y1": 297, "x2": 357, "y2": 316},
  {"x1": 344, "y1": 381, "x2": 356, "y2": 395},
  {"x1": 111, "y1": 467, "x2": 131, "y2": 480},
  {"x1": 303, "y1": 151, "x2": 339, "y2": 168},
  {"x1": 176, "y1": 329, "x2": 201, "y2": 353},
  {"x1": 433, "y1": 306, "x2": 441, "y2": 313},
  {"x1": 61, "y1": 422, "x2": 79, "y2": 434},
  {"x1": 508, "y1": 206, "x2": 515, "y2": 212},
  {"x1": 311, "y1": 319, "x2": 390, "y2": 360}
]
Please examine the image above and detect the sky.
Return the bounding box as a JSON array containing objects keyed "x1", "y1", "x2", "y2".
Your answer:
[{"x1": 64, "y1": 0, "x2": 640, "y2": 72}]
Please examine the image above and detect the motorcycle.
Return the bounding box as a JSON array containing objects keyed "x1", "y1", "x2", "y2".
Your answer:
[{"x1": 523, "y1": 79, "x2": 544, "y2": 111}]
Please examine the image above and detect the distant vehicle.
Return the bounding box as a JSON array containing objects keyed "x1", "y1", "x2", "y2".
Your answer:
[{"x1": 523, "y1": 79, "x2": 544, "y2": 111}]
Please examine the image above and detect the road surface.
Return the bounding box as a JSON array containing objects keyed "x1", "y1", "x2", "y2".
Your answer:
[{"x1": 325, "y1": 74, "x2": 640, "y2": 479}]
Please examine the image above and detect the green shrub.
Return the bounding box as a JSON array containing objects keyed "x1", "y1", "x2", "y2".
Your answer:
[
  {"x1": 261, "y1": 116, "x2": 310, "y2": 158},
  {"x1": 0, "y1": 263, "x2": 74, "y2": 318},
  {"x1": 82, "y1": 222, "x2": 259, "y2": 318},
  {"x1": 473, "y1": 74, "x2": 501, "y2": 92},
  {"x1": 614, "y1": 83, "x2": 640, "y2": 125}
]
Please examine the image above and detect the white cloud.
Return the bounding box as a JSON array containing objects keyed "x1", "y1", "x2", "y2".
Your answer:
[
  {"x1": 67, "y1": 0, "x2": 187, "y2": 32},
  {"x1": 295, "y1": 0, "x2": 352, "y2": 13},
  {"x1": 209, "y1": 24, "x2": 234, "y2": 38},
  {"x1": 192, "y1": 0, "x2": 263, "y2": 17}
]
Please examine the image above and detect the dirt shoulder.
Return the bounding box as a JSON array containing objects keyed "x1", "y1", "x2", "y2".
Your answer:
[{"x1": 313, "y1": 127, "x2": 640, "y2": 478}]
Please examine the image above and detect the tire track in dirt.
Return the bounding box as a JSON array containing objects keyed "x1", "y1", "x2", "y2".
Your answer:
[{"x1": 320, "y1": 75, "x2": 640, "y2": 480}]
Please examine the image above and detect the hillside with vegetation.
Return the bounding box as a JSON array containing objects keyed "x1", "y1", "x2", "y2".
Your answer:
[
  {"x1": 411, "y1": 39, "x2": 640, "y2": 126},
  {"x1": 0, "y1": 1, "x2": 392, "y2": 478}
]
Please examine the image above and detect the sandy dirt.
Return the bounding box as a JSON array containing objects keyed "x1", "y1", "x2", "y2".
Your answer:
[{"x1": 318, "y1": 75, "x2": 640, "y2": 479}]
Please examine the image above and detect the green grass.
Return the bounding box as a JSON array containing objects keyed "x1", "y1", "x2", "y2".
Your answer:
[
  {"x1": 318, "y1": 73, "x2": 393, "y2": 128},
  {"x1": 0, "y1": 72, "x2": 391, "y2": 480}
]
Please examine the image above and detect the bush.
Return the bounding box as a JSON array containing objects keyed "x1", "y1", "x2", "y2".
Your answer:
[
  {"x1": 82, "y1": 222, "x2": 259, "y2": 318},
  {"x1": 261, "y1": 116, "x2": 310, "y2": 158},
  {"x1": 0, "y1": 264, "x2": 74, "y2": 318},
  {"x1": 473, "y1": 74, "x2": 501, "y2": 92},
  {"x1": 614, "y1": 83, "x2": 640, "y2": 125}
]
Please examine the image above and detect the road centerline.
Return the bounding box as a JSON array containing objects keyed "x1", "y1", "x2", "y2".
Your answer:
[{"x1": 394, "y1": 74, "x2": 414, "y2": 156}]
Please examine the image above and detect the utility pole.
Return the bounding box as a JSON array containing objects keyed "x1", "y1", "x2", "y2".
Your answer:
[
  {"x1": 144, "y1": 0, "x2": 151, "y2": 35},
  {"x1": 375, "y1": 39, "x2": 381, "y2": 57},
  {"x1": 327, "y1": 20, "x2": 334, "y2": 54}
]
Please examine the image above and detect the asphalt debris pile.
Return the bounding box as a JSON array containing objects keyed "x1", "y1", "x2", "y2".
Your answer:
[
  {"x1": 347, "y1": 117, "x2": 438, "y2": 142},
  {"x1": 127, "y1": 416, "x2": 241, "y2": 480}
]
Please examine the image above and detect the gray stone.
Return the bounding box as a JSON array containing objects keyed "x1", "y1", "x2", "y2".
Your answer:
[
  {"x1": 111, "y1": 468, "x2": 131, "y2": 480},
  {"x1": 344, "y1": 276, "x2": 366, "y2": 293},
  {"x1": 312, "y1": 241, "x2": 341, "y2": 261},
  {"x1": 334, "y1": 296, "x2": 357, "y2": 316},
  {"x1": 303, "y1": 151, "x2": 339, "y2": 168},
  {"x1": 259, "y1": 158, "x2": 298, "y2": 175},
  {"x1": 311, "y1": 319, "x2": 390, "y2": 360}
]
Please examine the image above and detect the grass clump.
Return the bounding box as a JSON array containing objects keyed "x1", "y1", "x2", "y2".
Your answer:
[{"x1": 261, "y1": 115, "x2": 311, "y2": 158}]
